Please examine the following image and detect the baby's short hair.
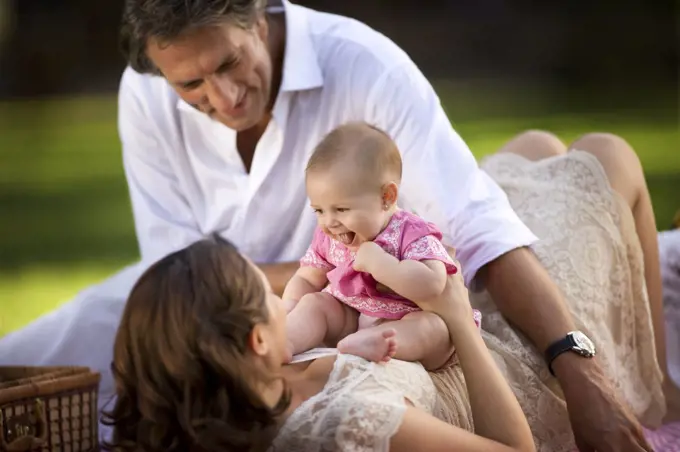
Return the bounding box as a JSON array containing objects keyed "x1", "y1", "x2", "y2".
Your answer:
[{"x1": 306, "y1": 122, "x2": 402, "y2": 184}]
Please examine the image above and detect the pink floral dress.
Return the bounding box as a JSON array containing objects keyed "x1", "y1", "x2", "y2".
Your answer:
[{"x1": 301, "y1": 210, "x2": 478, "y2": 323}]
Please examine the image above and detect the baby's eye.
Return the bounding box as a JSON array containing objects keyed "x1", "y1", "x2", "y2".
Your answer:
[
  {"x1": 312, "y1": 208, "x2": 322, "y2": 214},
  {"x1": 337, "y1": 208, "x2": 349, "y2": 213}
]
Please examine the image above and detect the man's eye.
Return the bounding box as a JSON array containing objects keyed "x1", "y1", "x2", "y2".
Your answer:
[
  {"x1": 216, "y1": 58, "x2": 240, "y2": 73},
  {"x1": 181, "y1": 81, "x2": 202, "y2": 92}
]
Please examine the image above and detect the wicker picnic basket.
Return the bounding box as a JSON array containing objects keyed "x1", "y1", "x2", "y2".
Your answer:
[{"x1": 0, "y1": 367, "x2": 101, "y2": 452}]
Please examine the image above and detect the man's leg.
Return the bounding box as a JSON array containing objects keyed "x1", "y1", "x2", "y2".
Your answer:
[{"x1": 0, "y1": 262, "x2": 146, "y2": 439}]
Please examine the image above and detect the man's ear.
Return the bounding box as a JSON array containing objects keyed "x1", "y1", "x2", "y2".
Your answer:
[
  {"x1": 256, "y1": 14, "x2": 269, "y2": 43},
  {"x1": 382, "y1": 182, "x2": 399, "y2": 209},
  {"x1": 248, "y1": 323, "x2": 270, "y2": 357}
]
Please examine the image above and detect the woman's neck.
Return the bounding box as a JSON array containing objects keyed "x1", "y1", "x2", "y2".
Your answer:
[{"x1": 276, "y1": 356, "x2": 337, "y2": 418}]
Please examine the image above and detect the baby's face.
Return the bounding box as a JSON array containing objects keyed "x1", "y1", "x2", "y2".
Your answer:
[{"x1": 306, "y1": 170, "x2": 390, "y2": 250}]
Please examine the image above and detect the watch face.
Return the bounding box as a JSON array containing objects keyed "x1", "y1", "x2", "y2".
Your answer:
[{"x1": 572, "y1": 331, "x2": 596, "y2": 355}]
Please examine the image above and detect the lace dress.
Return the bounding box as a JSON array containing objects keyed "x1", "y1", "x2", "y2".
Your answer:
[
  {"x1": 475, "y1": 150, "x2": 666, "y2": 451},
  {"x1": 270, "y1": 350, "x2": 440, "y2": 451}
]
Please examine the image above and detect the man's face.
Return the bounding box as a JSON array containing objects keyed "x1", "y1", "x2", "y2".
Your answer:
[{"x1": 147, "y1": 18, "x2": 272, "y2": 131}]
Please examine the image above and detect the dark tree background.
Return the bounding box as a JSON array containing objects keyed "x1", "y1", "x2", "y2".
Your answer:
[{"x1": 0, "y1": 0, "x2": 676, "y2": 99}]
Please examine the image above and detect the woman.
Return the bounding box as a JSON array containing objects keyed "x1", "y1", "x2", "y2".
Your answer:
[{"x1": 102, "y1": 235, "x2": 535, "y2": 452}]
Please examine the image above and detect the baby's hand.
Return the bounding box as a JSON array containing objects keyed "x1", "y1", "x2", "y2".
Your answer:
[{"x1": 353, "y1": 241, "x2": 385, "y2": 273}]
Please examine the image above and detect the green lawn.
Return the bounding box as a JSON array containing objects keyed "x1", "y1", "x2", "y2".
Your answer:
[{"x1": 1, "y1": 85, "x2": 678, "y2": 336}]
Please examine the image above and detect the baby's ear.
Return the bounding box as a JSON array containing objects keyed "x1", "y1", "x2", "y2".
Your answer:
[{"x1": 381, "y1": 182, "x2": 398, "y2": 207}]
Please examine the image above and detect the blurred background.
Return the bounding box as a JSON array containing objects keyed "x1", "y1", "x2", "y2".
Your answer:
[{"x1": 0, "y1": 0, "x2": 678, "y2": 335}]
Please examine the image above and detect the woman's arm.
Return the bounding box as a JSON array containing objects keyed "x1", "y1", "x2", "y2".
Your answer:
[
  {"x1": 391, "y1": 405, "x2": 532, "y2": 452},
  {"x1": 391, "y1": 265, "x2": 535, "y2": 452}
]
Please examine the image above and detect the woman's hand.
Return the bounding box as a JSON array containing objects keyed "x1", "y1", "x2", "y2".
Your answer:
[{"x1": 417, "y1": 247, "x2": 473, "y2": 326}]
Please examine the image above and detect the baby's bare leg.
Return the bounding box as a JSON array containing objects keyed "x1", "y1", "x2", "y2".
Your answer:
[
  {"x1": 286, "y1": 292, "x2": 358, "y2": 359},
  {"x1": 339, "y1": 311, "x2": 453, "y2": 369}
]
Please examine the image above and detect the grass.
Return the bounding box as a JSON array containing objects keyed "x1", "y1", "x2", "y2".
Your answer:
[{"x1": 1, "y1": 84, "x2": 678, "y2": 336}]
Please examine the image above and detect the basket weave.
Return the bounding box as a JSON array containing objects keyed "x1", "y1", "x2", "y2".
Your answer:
[{"x1": 0, "y1": 367, "x2": 101, "y2": 452}]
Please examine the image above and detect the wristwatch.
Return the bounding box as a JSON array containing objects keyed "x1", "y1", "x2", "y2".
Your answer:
[{"x1": 545, "y1": 330, "x2": 596, "y2": 376}]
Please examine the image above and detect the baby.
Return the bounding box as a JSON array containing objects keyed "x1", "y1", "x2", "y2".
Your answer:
[{"x1": 283, "y1": 122, "x2": 480, "y2": 369}]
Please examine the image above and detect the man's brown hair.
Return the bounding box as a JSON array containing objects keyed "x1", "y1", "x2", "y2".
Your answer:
[{"x1": 120, "y1": 0, "x2": 267, "y2": 75}]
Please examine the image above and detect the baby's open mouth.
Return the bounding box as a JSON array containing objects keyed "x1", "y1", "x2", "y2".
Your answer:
[{"x1": 336, "y1": 232, "x2": 356, "y2": 246}]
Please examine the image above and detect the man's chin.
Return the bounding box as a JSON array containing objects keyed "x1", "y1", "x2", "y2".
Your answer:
[{"x1": 216, "y1": 114, "x2": 259, "y2": 131}]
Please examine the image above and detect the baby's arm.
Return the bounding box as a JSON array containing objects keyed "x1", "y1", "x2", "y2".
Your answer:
[
  {"x1": 370, "y1": 255, "x2": 448, "y2": 302},
  {"x1": 282, "y1": 266, "x2": 329, "y2": 312}
]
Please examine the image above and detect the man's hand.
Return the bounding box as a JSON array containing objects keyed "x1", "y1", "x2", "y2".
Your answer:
[
  {"x1": 353, "y1": 241, "x2": 386, "y2": 273},
  {"x1": 555, "y1": 354, "x2": 652, "y2": 451},
  {"x1": 479, "y1": 247, "x2": 652, "y2": 451}
]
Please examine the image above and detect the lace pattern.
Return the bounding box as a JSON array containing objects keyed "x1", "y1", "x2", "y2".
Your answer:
[
  {"x1": 270, "y1": 355, "x2": 436, "y2": 451},
  {"x1": 474, "y1": 150, "x2": 666, "y2": 451}
]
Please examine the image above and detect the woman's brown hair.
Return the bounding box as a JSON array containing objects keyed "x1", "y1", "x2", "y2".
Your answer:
[{"x1": 102, "y1": 236, "x2": 290, "y2": 451}]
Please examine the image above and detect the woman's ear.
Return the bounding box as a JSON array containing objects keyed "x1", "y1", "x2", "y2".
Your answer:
[
  {"x1": 248, "y1": 324, "x2": 270, "y2": 357},
  {"x1": 382, "y1": 182, "x2": 399, "y2": 209}
]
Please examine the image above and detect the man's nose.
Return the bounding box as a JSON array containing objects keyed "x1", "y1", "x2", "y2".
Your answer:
[{"x1": 206, "y1": 76, "x2": 239, "y2": 114}]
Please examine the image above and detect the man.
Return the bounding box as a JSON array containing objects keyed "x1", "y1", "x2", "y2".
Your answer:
[{"x1": 1, "y1": 0, "x2": 653, "y2": 450}]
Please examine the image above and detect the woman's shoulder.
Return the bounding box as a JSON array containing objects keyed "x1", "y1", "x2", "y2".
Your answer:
[
  {"x1": 271, "y1": 355, "x2": 437, "y2": 451},
  {"x1": 337, "y1": 355, "x2": 436, "y2": 401}
]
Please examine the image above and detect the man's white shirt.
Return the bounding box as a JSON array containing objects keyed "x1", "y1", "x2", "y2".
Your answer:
[{"x1": 119, "y1": 0, "x2": 538, "y2": 287}]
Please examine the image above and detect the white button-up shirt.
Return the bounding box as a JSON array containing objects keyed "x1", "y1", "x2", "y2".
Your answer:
[{"x1": 118, "y1": 0, "x2": 537, "y2": 287}]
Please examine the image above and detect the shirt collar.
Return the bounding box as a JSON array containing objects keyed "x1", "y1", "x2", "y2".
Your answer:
[
  {"x1": 176, "y1": 1, "x2": 322, "y2": 113},
  {"x1": 277, "y1": 0, "x2": 324, "y2": 92}
]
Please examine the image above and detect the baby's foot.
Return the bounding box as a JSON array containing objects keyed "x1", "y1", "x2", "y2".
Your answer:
[{"x1": 337, "y1": 329, "x2": 397, "y2": 363}]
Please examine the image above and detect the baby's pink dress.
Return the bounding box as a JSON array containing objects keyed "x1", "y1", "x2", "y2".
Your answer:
[{"x1": 301, "y1": 210, "x2": 480, "y2": 326}]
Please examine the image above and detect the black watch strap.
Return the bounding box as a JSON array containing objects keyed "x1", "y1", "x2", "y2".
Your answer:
[{"x1": 545, "y1": 335, "x2": 575, "y2": 376}]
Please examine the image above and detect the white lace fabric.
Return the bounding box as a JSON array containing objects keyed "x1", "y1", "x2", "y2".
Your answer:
[
  {"x1": 474, "y1": 150, "x2": 666, "y2": 451},
  {"x1": 269, "y1": 354, "x2": 436, "y2": 451}
]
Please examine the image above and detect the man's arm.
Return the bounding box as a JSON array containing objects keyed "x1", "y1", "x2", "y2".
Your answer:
[
  {"x1": 363, "y1": 62, "x2": 537, "y2": 289},
  {"x1": 120, "y1": 68, "x2": 203, "y2": 263},
  {"x1": 363, "y1": 60, "x2": 649, "y2": 450},
  {"x1": 480, "y1": 247, "x2": 575, "y2": 356}
]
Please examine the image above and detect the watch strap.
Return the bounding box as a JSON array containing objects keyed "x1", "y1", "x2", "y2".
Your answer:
[{"x1": 545, "y1": 335, "x2": 575, "y2": 376}]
